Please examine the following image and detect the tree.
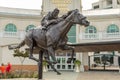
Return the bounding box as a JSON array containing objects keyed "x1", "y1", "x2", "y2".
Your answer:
[{"x1": 13, "y1": 49, "x2": 29, "y2": 76}]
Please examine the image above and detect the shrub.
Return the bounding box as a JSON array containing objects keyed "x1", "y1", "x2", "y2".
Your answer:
[{"x1": 74, "y1": 60, "x2": 81, "y2": 67}]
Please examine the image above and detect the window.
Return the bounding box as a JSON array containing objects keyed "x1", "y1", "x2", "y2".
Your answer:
[
  {"x1": 107, "y1": 24, "x2": 119, "y2": 33},
  {"x1": 85, "y1": 26, "x2": 97, "y2": 33},
  {"x1": 26, "y1": 24, "x2": 36, "y2": 32},
  {"x1": 5, "y1": 23, "x2": 17, "y2": 32},
  {"x1": 67, "y1": 25, "x2": 76, "y2": 43},
  {"x1": 85, "y1": 26, "x2": 97, "y2": 39}
]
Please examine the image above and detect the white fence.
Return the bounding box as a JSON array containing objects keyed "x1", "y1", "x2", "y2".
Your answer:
[
  {"x1": 0, "y1": 30, "x2": 26, "y2": 39},
  {"x1": 80, "y1": 32, "x2": 120, "y2": 41},
  {"x1": 1, "y1": 31, "x2": 120, "y2": 42}
]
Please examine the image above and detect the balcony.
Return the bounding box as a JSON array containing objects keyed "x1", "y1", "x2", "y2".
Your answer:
[
  {"x1": 0, "y1": 31, "x2": 120, "y2": 43},
  {"x1": 0, "y1": 30, "x2": 26, "y2": 39},
  {"x1": 79, "y1": 32, "x2": 120, "y2": 41}
]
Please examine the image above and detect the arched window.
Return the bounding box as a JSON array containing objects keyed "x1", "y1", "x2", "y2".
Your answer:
[
  {"x1": 107, "y1": 24, "x2": 119, "y2": 33},
  {"x1": 5, "y1": 23, "x2": 17, "y2": 32},
  {"x1": 85, "y1": 25, "x2": 97, "y2": 33},
  {"x1": 26, "y1": 25, "x2": 36, "y2": 32}
]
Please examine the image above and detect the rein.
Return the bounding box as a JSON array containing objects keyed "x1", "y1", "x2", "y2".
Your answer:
[{"x1": 64, "y1": 19, "x2": 74, "y2": 23}]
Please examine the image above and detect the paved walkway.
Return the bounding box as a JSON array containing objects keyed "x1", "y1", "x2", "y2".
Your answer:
[
  {"x1": 43, "y1": 71, "x2": 78, "y2": 80},
  {"x1": 77, "y1": 71, "x2": 120, "y2": 80},
  {"x1": 1, "y1": 71, "x2": 78, "y2": 80},
  {"x1": 1, "y1": 71, "x2": 120, "y2": 80}
]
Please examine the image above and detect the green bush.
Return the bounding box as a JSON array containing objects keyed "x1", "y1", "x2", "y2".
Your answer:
[
  {"x1": 3, "y1": 71, "x2": 38, "y2": 79},
  {"x1": 74, "y1": 60, "x2": 81, "y2": 67}
]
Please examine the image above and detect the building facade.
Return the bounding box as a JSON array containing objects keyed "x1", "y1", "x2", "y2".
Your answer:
[
  {"x1": 0, "y1": 0, "x2": 120, "y2": 71},
  {"x1": 92, "y1": 0, "x2": 120, "y2": 9},
  {"x1": 81, "y1": 0, "x2": 120, "y2": 71}
]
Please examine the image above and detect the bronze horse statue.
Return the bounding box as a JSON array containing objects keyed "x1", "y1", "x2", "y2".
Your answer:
[{"x1": 8, "y1": 9, "x2": 89, "y2": 74}]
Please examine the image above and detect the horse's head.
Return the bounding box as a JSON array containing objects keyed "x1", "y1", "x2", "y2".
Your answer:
[{"x1": 67, "y1": 9, "x2": 90, "y2": 27}]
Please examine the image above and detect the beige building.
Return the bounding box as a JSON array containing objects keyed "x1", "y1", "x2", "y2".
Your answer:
[
  {"x1": 92, "y1": 0, "x2": 120, "y2": 9},
  {"x1": 81, "y1": 0, "x2": 120, "y2": 71},
  {"x1": 0, "y1": 7, "x2": 41, "y2": 67}
]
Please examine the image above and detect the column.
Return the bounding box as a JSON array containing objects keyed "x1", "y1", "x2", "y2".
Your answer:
[
  {"x1": 79, "y1": 52, "x2": 89, "y2": 72},
  {"x1": 83, "y1": 52, "x2": 89, "y2": 71},
  {"x1": 76, "y1": 52, "x2": 80, "y2": 60},
  {"x1": 112, "y1": 0, "x2": 118, "y2": 8},
  {"x1": 79, "y1": 52, "x2": 84, "y2": 72},
  {"x1": 89, "y1": 52, "x2": 94, "y2": 67},
  {"x1": 114, "y1": 51, "x2": 119, "y2": 66},
  {"x1": 99, "y1": 0, "x2": 103, "y2": 9}
]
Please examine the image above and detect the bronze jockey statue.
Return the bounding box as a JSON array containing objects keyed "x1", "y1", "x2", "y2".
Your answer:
[
  {"x1": 41, "y1": 8, "x2": 60, "y2": 30},
  {"x1": 41, "y1": 8, "x2": 72, "y2": 30}
]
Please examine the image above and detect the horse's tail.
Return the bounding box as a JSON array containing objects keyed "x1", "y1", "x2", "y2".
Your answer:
[{"x1": 8, "y1": 40, "x2": 25, "y2": 50}]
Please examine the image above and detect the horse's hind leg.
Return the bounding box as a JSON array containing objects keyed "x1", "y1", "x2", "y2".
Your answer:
[
  {"x1": 47, "y1": 46, "x2": 57, "y2": 64},
  {"x1": 47, "y1": 60, "x2": 61, "y2": 75},
  {"x1": 44, "y1": 50, "x2": 61, "y2": 75},
  {"x1": 29, "y1": 38, "x2": 39, "y2": 62},
  {"x1": 61, "y1": 45, "x2": 74, "y2": 63}
]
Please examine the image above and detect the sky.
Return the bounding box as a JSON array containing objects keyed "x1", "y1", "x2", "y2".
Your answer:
[{"x1": 0, "y1": 0, "x2": 99, "y2": 10}]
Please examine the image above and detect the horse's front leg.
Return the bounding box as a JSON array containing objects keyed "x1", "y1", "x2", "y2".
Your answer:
[
  {"x1": 61, "y1": 45, "x2": 74, "y2": 63},
  {"x1": 44, "y1": 50, "x2": 61, "y2": 75},
  {"x1": 47, "y1": 46, "x2": 57, "y2": 64}
]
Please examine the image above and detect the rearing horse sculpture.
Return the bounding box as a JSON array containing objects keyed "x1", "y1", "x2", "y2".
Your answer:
[{"x1": 8, "y1": 9, "x2": 89, "y2": 74}]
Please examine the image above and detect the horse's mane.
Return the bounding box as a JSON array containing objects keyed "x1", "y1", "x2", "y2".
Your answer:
[
  {"x1": 66, "y1": 9, "x2": 78, "y2": 17},
  {"x1": 67, "y1": 10, "x2": 74, "y2": 15}
]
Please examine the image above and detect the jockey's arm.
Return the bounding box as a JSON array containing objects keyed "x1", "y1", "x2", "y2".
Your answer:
[
  {"x1": 44, "y1": 19, "x2": 57, "y2": 27},
  {"x1": 48, "y1": 19, "x2": 58, "y2": 24},
  {"x1": 49, "y1": 18, "x2": 63, "y2": 24}
]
